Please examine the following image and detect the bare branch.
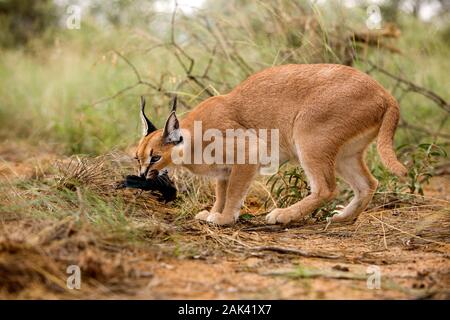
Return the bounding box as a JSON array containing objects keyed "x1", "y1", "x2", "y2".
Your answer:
[
  {"x1": 202, "y1": 16, "x2": 254, "y2": 77},
  {"x1": 113, "y1": 50, "x2": 142, "y2": 82},
  {"x1": 366, "y1": 61, "x2": 450, "y2": 113},
  {"x1": 202, "y1": 45, "x2": 217, "y2": 77},
  {"x1": 400, "y1": 120, "x2": 450, "y2": 140},
  {"x1": 93, "y1": 83, "x2": 140, "y2": 105},
  {"x1": 168, "y1": 1, "x2": 214, "y2": 97},
  {"x1": 93, "y1": 51, "x2": 191, "y2": 108}
]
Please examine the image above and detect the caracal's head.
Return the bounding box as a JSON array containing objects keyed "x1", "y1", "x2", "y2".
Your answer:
[{"x1": 134, "y1": 96, "x2": 182, "y2": 178}]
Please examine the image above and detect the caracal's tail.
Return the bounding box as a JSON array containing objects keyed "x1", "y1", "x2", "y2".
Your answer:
[{"x1": 376, "y1": 95, "x2": 408, "y2": 177}]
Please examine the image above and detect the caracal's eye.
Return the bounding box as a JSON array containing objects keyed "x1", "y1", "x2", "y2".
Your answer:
[{"x1": 150, "y1": 155, "x2": 161, "y2": 164}]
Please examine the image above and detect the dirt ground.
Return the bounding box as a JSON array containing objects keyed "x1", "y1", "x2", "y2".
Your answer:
[{"x1": 0, "y1": 140, "x2": 449, "y2": 299}]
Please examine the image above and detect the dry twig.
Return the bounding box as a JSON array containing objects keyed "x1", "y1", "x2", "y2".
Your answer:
[{"x1": 251, "y1": 245, "x2": 341, "y2": 259}]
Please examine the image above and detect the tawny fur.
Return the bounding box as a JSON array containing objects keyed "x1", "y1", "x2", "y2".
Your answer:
[{"x1": 135, "y1": 64, "x2": 407, "y2": 226}]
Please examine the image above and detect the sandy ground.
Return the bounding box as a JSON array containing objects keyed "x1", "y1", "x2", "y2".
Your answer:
[{"x1": 0, "y1": 140, "x2": 449, "y2": 299}]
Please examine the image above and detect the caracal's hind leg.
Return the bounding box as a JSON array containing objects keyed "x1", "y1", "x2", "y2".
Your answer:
[
  {"x1": 331, "y1": 152, "x2": 378, "y2": 223},
  {"x1": 206, "y1": 164, "x2": 258, "y2": 226},
  {"x1": 266, "y1": 142, "x2": 338, "y2": 225},
  {"x1": 195, "y1": 178, "x2": 229, "y2": 221}
]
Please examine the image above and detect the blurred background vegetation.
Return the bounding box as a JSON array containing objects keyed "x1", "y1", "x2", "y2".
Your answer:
[{"x1": 0, "y1": 0, "x2": 448, "y2": 157}]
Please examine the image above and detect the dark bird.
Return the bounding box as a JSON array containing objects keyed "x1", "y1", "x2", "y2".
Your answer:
[{"x1": 117, "y1": 169, "x2": 177, "y2": 203}]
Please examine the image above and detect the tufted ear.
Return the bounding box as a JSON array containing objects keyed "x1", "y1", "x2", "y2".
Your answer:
[
  {"x1": 140, "y1": 96, "x2": 157, "y2": 137},
  {"x1": 162, "y1": 111, "x2": 182, "y2": 145}
]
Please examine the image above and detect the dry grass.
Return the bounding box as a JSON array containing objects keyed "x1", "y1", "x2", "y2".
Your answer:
[{"x1": 0, "y1": 141, "x2": 449, "y2": 299}]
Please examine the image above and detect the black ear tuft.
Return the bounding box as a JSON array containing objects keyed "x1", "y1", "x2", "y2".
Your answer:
[
  {"x1": 170, "y1": 95, "x2": 177, "y2": 113},
  {"x1": 140, "y1": 96, "x2": 157, "y2": 137}
]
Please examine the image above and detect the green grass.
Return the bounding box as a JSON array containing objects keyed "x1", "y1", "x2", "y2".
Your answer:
[
  {"x1": 0, "y1": 178, "x2": 142, "y2": 242},
  {"x1": 0, "y1": 45, "x2": 139, "y2": 154}
]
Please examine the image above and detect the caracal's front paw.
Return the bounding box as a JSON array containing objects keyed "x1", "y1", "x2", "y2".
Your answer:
[
  {"x1": 266, "y1": 208, "x2": 294, "y2": 224},
  {"x1": 206, "y1": 212, "x2": 236, "y2": 226},
  {"x1": 328, "y1": 210, "x2": 358, "y2": 224},
  {"x1": 194, "y1": 210, "x2": 210, "y2": 221}
]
